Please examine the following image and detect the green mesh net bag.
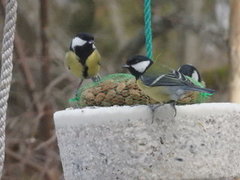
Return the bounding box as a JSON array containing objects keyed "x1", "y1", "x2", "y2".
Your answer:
[
  {"x1": 69, "y1": 73, "x2": 157, "y2": 107},
  {"x1": 69, "y1": 73, "x2": 213, "y2": 107}
]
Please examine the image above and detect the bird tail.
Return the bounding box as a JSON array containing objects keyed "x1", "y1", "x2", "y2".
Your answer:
[{"x1": 188, "y1": 86, "x2": 215, "y2": 94}]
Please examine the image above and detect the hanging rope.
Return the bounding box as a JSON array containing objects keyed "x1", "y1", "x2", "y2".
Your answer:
[
  {"x1": 144, "y1": 0, "x2": 153, "y2": 59},
  {"x1": 0, "y1": 0, "x2": 17, "y2": 178}
]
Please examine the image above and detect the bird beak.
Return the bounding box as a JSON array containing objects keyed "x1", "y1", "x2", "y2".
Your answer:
[
  {"x1": 122, "y1": 64, "x2": 129, "y2": 68},
  {"x1": 89, "y1": 40, "x2": 94, "y2": 44}
]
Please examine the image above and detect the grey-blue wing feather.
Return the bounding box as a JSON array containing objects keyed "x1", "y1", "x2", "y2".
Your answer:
[
  {"x1": 141, "y1": 71, "x2": 215, "y2": 94},
  {"x1": 141, "y1": 71, "x2": 187, "y2": 86}
]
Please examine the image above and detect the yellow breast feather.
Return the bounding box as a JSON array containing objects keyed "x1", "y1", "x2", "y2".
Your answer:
[
  {"x1": 85, "y1": 49, "x2": 101, "y2": 77},
  {"x1": 65, "y1": 51, "x2": 84, "y2": 78},
  {"x1": 137, "y1": 80, "x2": 170, "y2": 103}
]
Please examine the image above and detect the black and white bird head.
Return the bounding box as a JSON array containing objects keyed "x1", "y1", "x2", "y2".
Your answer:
[
  {"x1": 178, "y1": 64, "x2": 201, "y2": 82},
  {"x1": 123, "y1": 55, "x2": 153, "y2": 79},
  {"x1": 70, "y1": 33, "x2": 96, "y2": 61}
]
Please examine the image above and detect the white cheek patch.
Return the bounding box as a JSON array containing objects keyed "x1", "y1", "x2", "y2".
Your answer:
[
  {"x1": 92, "y1": 44, "x2": 96, "y2": 49},
  {"x1": 71, "y1": 37, "x2": 87, "y2": 49},
  {"x1": 192, "y1": 70, "x2": 199, "y2": 82},
  {"x1": 131, "y1": 61, "x2": 150, "y2": 73}
]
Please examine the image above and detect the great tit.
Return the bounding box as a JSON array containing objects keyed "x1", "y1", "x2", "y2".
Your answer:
[
  {"x1": 123, "y1": 55, "x2": 215, "y2": 105},
  {"x1": 177, "y1": 64, "x2": 212, "y2": 104},
  {"x1": 65, "y1": 33, "x2": 101, "y2": 89},
  {"x1": 178, "y1": 64, "x2": 203, "y2": 84}
]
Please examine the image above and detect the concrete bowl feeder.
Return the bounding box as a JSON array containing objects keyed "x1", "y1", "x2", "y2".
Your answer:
[{"x1": 54, "y1": 103, "x2": 240, "y2": 180}]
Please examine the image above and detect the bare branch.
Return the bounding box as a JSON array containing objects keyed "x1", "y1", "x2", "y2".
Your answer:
[
  {"x1": 14, "y1": 34, "x2": 42, "y2": 113},
  {"x1": 40, "y1": 0, "x2": 50, "y2": 87},
  {"x1": 115, "y1": 15, "x2": 174, "y2": 67},
  {"x1": 43, "y1": 73, "x2": 69, "y2": 98},
  {"x1": 115, "y1": 14, "x2": 227, "y2": 67},
  {"x1": 34, "y1": 135, "x2": 56, "y2": 151},
  {"x1": 6, "y1": 148, "x2": 51, "y2": 178}
]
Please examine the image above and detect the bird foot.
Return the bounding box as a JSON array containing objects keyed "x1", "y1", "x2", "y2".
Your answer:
[
  {"x1": 149, "y1": 103, "x2": 163, "y2": 123},
  {"x1": 167, "y1": 100, "x2": 177, "y2": 117},
  {"x1": 91, "y1": 75, "x2": 101, "y2": 82},
  {"x1": 149, "y1": 104, "x2": 163, "y2": 113}
]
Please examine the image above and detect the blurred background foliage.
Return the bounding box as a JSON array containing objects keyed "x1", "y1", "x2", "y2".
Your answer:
[{"x1": 0, "y1": 0, "x2": 232, "y2": 179}]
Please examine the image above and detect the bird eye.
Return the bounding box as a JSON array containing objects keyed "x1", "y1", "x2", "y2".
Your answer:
[{"x1": 88, "y1": 40, "x2": 94, "y2": 44}]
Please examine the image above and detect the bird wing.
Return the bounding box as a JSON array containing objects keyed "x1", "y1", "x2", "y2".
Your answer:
[
  {"x1": 141, "y1": 70, "x2": 215, "y2": 94},
  {"x1": 141, "y1": 70, "x2": 188, "y2": 86}
]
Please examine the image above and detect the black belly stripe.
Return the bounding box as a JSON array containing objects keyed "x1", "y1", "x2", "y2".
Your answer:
[{"x1": 83, "y1": 66, "x2": 88, "y2": 78}]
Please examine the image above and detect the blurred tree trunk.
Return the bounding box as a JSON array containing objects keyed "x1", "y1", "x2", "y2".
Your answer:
[
  {"x1": 106, "y1": 0, "x2": 126, "y2": 48},
  {"x1": 229, "y1": 0, "x2": 240, "y2": 102},
  {"x1": 38, "y1": 0, "x2": 54, "y2": 141},
  {"x1": 184, "y1": 0, "x2": 203, "y2": 65},
  {"x1": 40, "y1": 0, "x2": 49, "y2": 88}
]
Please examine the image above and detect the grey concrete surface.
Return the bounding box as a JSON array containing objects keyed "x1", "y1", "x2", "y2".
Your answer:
[{"x1": 54, "y1": 103, "x2": 240, "y2": 180}]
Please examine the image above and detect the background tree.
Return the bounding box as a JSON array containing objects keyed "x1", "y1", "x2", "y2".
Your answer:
[
  {"x1": 229, "y1": 0, "x2": 240, "y2": 102},
  {"x1": 0, "y1": 0, "x2": 231, "y2": 179}
]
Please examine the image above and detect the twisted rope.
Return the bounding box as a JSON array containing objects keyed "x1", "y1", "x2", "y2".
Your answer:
[
  {"x1": 0, "y1": 0, "x2": 17, "y2": 177},
  {"x1": 144, "y1": 0, "x2": 153, "y2": 59}
]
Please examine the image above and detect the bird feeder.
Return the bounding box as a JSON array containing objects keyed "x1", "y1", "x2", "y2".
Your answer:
[
  {"x1": 54, "y1": 0, "x2": 240, "y2": 179},
  {"x1": 54, "y1": 103, "x2": 240, "y2": 180}
]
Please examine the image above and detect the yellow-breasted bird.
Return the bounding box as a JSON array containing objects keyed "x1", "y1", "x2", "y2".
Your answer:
[
  {"x1": 65, "y1": 33, "x2": 101, "y2": 89},
  {"x1": 123, "y1": 55, "x2": 215, "y2": 112}
]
